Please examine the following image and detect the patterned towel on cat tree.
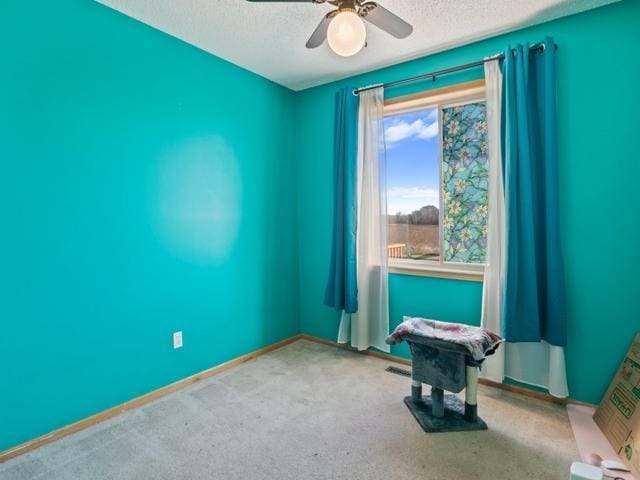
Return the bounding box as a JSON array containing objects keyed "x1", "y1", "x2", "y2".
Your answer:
[{"x1": 386, "y1": 316, "x2": 503, "y2": 361}]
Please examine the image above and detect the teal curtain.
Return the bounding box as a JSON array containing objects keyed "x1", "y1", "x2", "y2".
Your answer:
[
  {"x1": 324, "y1": 87, "x2": 359, "y2": 313},
  {"x1": 502, "y1": 37, "x2": 566, "y2": 346}
]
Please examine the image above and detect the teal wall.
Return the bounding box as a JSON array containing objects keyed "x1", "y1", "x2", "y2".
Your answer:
[
  {"x1": 0, "y1": 0, "x2": 298, "y2": 451},
  {"x1": 2, "y1": 0, "x2": 639, "y2": 454},
  {"x1": 295, "y1": 0, "x2": 640, "y2": 405}
]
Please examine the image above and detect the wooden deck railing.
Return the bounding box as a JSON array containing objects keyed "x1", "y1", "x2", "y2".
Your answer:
[{"x1": 387, "y1": 243, "x2": 406, "y2": 258}]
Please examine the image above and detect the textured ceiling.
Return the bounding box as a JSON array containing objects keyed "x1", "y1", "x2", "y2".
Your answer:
[{"x1": 97, "y1": 0, "x2": 618, "y2": 91}]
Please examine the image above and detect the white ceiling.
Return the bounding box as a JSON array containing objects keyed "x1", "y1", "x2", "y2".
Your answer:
[{"x1": 98, "y1": 0, "x2": 618, "y2": 91}]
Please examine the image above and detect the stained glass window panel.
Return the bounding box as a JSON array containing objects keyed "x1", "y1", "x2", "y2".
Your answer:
[{"x1": 441, "y1": 102, "x2": 488, "y2": 264}]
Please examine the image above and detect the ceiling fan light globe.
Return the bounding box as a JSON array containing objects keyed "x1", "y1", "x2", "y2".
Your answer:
[{"x1": 327, "y1": 11, "x2": 366, "y2": 57}]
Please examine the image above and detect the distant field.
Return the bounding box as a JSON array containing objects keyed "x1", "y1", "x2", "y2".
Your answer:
[{"x1": 388, "y1": 223, "x2": 439, "y2": 260}]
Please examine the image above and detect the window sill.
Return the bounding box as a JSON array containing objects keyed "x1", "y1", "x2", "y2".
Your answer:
[{"x1": 388, "y1": 260, "x2": 484, "y2": 282}]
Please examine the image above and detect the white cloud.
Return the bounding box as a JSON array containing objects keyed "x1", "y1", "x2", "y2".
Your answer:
[
  {"x1": 387, "y1": 186, "x2": 439, "y2": 214},
  {"x1": 417, "y1": 121, "x2": 439, "y2": 139},
  {"x1": 425, "y1": 109, "x2": 438, "y2": 122},
  {"x1": 385, "y1": 117, "x2": 439, "y2": 144},
  {"x1": 388, "y1": 186, "x2": 439, "y2": 200}
]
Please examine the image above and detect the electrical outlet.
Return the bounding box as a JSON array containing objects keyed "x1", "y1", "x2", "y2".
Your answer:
[{"x1": 173, "y1": 331, "x2": 183, "y2": 349}]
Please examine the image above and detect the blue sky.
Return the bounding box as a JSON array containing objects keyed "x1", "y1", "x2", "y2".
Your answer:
[{"x1": 384, "y1": 108, "x2": 440, "y2": 215}]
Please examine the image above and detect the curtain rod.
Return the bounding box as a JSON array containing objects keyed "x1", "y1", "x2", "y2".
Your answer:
[{"x1": 353, "y1": 43, "x2": 556, "y2": 96}]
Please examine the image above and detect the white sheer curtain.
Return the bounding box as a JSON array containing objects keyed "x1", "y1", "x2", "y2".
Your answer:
[
  {"x1": 504, "y1": 342, "x2": 568, "y2": 397},
  {"x1": 481, "y1": 60, "x2": 569, "y2": 398},
  {"x1": 480, "y1": 59, "x2": 506, "y2": 383},
  {"x1": 338, "y1": 86, "x2": 389, "y2": 352}
]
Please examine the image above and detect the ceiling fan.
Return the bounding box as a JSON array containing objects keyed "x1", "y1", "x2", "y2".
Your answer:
[{"x1": 246, "y1": 0, "x2": 413, "y2": 57}]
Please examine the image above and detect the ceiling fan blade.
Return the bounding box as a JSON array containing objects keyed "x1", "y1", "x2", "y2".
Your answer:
[
  {"x1": 306, "y1": 11, "x2": 337, "y2": 48},
  {"x1": 358, "y1": 2, "x2": 413, "y2": 39}
]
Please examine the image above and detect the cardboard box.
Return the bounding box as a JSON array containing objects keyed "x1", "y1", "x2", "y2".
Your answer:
[
  {"x1": 623, "y1": 433, "x2": 640, "y2": 477},
  {"x1": 594, "y1": 333, "x2": 640, "y2": 477}
]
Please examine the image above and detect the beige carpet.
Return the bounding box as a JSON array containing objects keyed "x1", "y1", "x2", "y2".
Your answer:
[{"x1": 0, "y1": 339, "x2": 579, "y2": 479}]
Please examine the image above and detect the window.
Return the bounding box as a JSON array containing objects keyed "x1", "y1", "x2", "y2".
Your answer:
[{"x1": 384, "y1": 81, "x2": 488, "y2": 278}]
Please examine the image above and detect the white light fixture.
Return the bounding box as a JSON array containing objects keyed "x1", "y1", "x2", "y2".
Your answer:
[{"x1": 327, "y1": 9, "x2": 366, "y2": 57}]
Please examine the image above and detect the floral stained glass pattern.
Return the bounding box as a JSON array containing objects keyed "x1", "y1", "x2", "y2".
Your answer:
[{"x1": 442, "y1": 102, "x2": 488, "y2": 264}]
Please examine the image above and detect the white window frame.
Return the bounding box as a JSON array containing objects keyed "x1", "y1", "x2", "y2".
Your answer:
[{"x1": 384, "y1": 80, "x2": 487, "y2": 282}]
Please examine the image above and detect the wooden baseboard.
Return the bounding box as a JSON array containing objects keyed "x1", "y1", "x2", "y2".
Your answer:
[
  {"x1": 299, "y1": 333, "x2": 596, "y2": 408},
  {"x1": 0, "y1": 334, "x2": 303, "y2": 464},
  {"x1": 299, "y1": 333, "x2": 412, "y2": 365},
  {"x1": 2, "y1": 332, "x2": 595, "y2": 463}
]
